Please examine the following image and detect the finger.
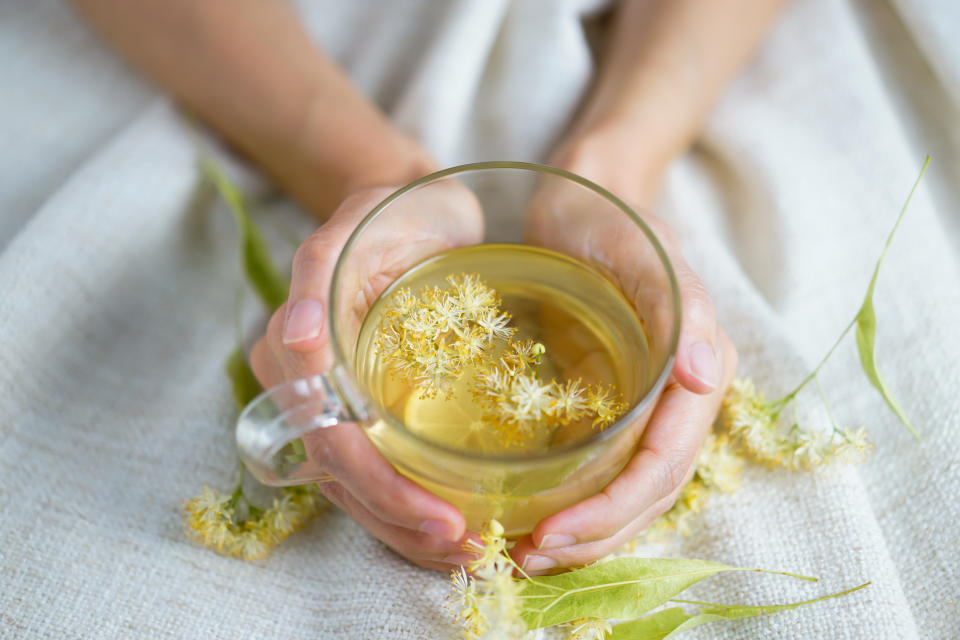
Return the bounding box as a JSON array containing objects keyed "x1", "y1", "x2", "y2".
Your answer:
[
  {"x1": 249, "y1": 335, "x2": 284, "y2": 389},
  {"x1": 296, "y1": 417, "x2": 468, "y2": 541},
  {"x1": 282, "y1": 191, "x2": 392, "y2": 353},
  {"x1": 511, "y1": 489, "x2": 681, "y2": 574},
  {"x1": 260, "y1": 303, "x2": 468, "y2": 538},
  {"x1": 643, "y1": 218, "x2": 721, "y2": 395},
  {"x1": 319, "y1": 480, "x2": 481, "y2": 568},
  {"x1": 531, "y1": 332, "x2": 736, "y2": 549},
  {"x1": 671, "y1": 262, "x2": 721, "y2": 394},
  {"x1": 265, "y1": 301, "x2": 334, "y2": 382}
]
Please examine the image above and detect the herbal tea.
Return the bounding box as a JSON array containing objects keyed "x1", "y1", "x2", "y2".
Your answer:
[{"x1": 354, "y1": 244, "x2": 652, "y2": 532}]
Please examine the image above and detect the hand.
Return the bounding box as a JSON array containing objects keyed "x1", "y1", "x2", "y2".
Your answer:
[
  {"x1": 509, "y1": 151, "x2": 737, "y2": 574},
  {"x1": 249, "y1": 183, "x2": 485, "y2": 570}
]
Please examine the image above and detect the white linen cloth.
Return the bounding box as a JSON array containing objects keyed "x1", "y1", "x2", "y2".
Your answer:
[{"x1": 1, "y1": 0, "x2": 958, "y2": 638}]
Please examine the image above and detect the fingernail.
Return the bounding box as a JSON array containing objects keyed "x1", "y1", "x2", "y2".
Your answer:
[
  {"x1": 522, "y1": 555, "x2": 557, "y2": 572},
  {"x1": 283, "y1": 299, "x2": 325, "y2": 344},
  {"x1": 688, "y1": 341, "x2": 719, "y2": 389},
  {"x1": 443, "y1": 553, "x2": 476, "y2": 566},
  {"x1": 538, "y1": 533, "x2": 577, "y2": 550},
  {"x1": 419, "y1": 519, "x2": 458, "y2": 541}
]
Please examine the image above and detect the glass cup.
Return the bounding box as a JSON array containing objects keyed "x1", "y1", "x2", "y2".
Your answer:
[{"x1": 236, "y1": 162, "x2": 680, "y2": 536}]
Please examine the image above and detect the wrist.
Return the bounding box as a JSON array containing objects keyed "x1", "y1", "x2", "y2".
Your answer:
[
  {"x1": 279, "y1": 89, "x2": 436, "y2": 219},
  {"x1": 550, "y1": 120, "x2": 671, "y2": 208}
]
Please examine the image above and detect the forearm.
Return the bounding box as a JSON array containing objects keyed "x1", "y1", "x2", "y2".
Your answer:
[
  {"x1": 558, "y1": 0, "x2": 787, "y2": 203},
  {"x1": 73, "y1": 0, "x2": 433, "y2": 218}
]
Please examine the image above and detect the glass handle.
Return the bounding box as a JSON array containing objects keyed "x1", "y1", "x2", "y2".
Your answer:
[{"x1": 235, "y1": 373, "x2": 350, "y2": 487}]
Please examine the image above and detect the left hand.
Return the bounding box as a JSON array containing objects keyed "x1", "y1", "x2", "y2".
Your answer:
[{"x1": 508, "y1": 142, "x2": 738, "y2": 574}]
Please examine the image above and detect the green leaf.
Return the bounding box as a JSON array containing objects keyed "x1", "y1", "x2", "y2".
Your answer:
[
  {"x1": 854, "y1": 157, "x2": 929, "y2": 441},
  {"x1": 225, "y1": 345, "x2": 263, "y2": 409},
  {"x1": 518, "y1": 558, "x2": 812, "y2": 629},
  {"x1": 605, "y1": 608, "x2": 690, "y2": 640},
  {"x1": 608, "y1": 583, "x2": 870, "y2": 639},
  {"x1": 200, "y1": 157, "x2": 289, "y2": 311}
]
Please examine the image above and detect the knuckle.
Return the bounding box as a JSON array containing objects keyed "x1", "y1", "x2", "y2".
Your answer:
[
  {"x1": 368, "y1": 487, "x2": 417, "y2": 525},
  {"x1": 317, "y1": 481, "x2": 347, "y2": 509},
  {"x1": 292, "y1": 232, "x2": 338, "y2": 277},
  {"x1": 643, "y1": 215, "x2": 677, "y2": 247},
  {"x1": 647, "y1": 448, "x2": 690, "y2": 501},
  {"x1": 413, "y1": 533, "x2": 457, "y2": 557},
  {"x1": 387, "y1": 529, "x2": 452, "y2": 562},
  {"x1": 679, "y1": 276, "x2": 716, "y2": 329},
  {"x1": 302, "y1": 431, "x2": 334, "y2": 470}
]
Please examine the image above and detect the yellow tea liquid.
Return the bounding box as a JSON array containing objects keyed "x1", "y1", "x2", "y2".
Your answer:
[{"x1": 354, "y1": 244, "x2": 651, "y2": 533}]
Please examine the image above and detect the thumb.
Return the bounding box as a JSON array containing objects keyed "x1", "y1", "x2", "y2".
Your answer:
[
  {"x1": 282, "y1": 189, "x2": 395, "y2": 354},
  {"x1": 671, "y1": 260, "x2": 721, "y2": 395}
]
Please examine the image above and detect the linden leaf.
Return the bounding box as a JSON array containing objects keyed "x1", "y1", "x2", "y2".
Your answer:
[
  {"x1": 201, "y1": 156, "x2": 289, "y2": 311},
  {"x1": 518, "y1": 558, "x2": 811, "y2": 629},
  {"x1": 607, "y1": 583, "x2": 870, "y2": 639},
  {"x1": 605, "y1": 607, "x2": 689, "y2": 640},
  {"x1": 225, "y1": 346, "x2": 262, "y2": 409},
  {"x1": 854, "y1": 157, "x2": 928, "y2": 441}
]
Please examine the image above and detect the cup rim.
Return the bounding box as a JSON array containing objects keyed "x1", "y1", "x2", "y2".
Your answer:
[{"x1": 328, "y1": 160, "x2": 681, "y2": 463}]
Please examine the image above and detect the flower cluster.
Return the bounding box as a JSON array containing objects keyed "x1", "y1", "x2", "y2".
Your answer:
[
  {"x1": 183, "y1": 484, "x2": 325, "y2": 561},
  {"x1": 722, "y1": 378, "x2": 872, "y2": 470},
  {"x1": 376, "y1": 274, "x2": 515, "y2": 398},
  {"x1": 448, "y1": 520, "x2": 527, "y2": 640},
  {"x1": 375, "y1": 273, "x2": 627, "y2": 447},
  {"x1": 472, "y1": 341, "x2": 627, "y2": 446},
  {"x1": 639, "y1": 377, "x2": 874, "y2": 544}
]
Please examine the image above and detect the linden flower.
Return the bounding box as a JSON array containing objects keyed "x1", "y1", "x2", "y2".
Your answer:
[
  {"x1": 448, "y1": 273, "x2": 498, "y2": 319},
  {"x1": 586, "y1": 385, "x2": 627, "y2": 428},
  {"x1": 376, "y1": 273, "x2": 628, "y2": 447},
  {"x1": 785, "y1": 426, "x2": 872, "y2": 471},
  {"x1": 375, "y1": 324, "x2": 402, "y2": 357},
  {"x1": 721, "y1": 378, "x2": 788, "y2": 464},
  {"x1": 377, "y1": 274, "x2": 513, "y2": 396},
  {"x1": 428, "y1": 292, "x2": 466, "y2": 334},
  {"x1": 466, "y1": 520, "x2": 508, "y2": 577},
  {"x1": 229, "y1": 527, "x2": 271, "y2": 561},
  {"x1": 452, "y1": 520, "x2": 527, "y2": 640},
  {"x1": 384, "y1": 287, "x2": 417, "y2": 316},
  {"x1": 722, "y1": 377, "x2": 873, "y2": 470},
  {"x1": 475, "y1": 309, "x2": 515, "y2": 342},
  {"x1": 448, "y1": 568, "x2": 484, "y2": 638},
  {"x1": 455, "y1": 332, "x2": 487, "y2": 365},
  {"x1": 402, "y1": 307, "x2": 443, "y2": 338},
  {"x1": 183, "y1": 484, "x2": 325, "y2": 561},
  {"x1": 552, "y1": 379, "x2": 589, "y2": 423},
  {"x1": 474, "y1": 367, "x2": 511, "y2": 400},
  {"x1": 501, "y1": 340, "x2": 541, "y2": 372},
  {"x1": 508, "y1": 373, "x2": 556, "y2": 422},
  {"x1": 474, "y1": 566, "x2": 526, "y2": 640},
  {"x1": 564, "y1": 617, "x2": 613, "y2": 640},
  {"x1": 694, "y1": 432, "x2": 743, "y2": 494}
]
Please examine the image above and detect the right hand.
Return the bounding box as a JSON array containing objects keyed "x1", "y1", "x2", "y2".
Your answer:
[{"x1": 250, "y1": 183, "x2": 485, "y2": 570}]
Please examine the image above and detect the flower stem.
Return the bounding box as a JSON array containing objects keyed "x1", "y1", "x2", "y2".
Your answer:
[{"x1": 768, "y1": 317, "x2": 856, "y2": 417}]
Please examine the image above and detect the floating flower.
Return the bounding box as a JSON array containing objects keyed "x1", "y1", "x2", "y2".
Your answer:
[{"x1": 375, "y1": 274, "x2": 628, "y2": 447}]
